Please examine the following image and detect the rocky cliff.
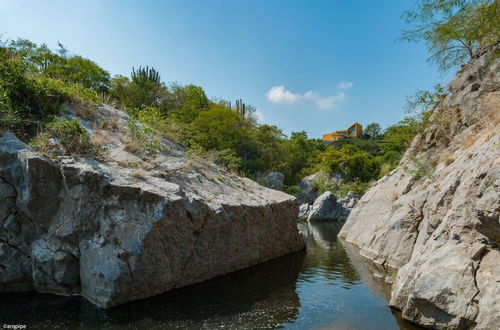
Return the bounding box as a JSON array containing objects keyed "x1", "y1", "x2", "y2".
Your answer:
[
  {"x1": 339, "y1": 44, "x2": 500, "y2": 329},
  {"x1": 0, "y1": 105, "x2": 305, "y2": 307}
]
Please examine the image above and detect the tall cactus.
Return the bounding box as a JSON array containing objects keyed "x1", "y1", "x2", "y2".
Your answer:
[
  {"x1": 235, "y1": 99, "x2": 246, "y2": 119},
  {"x1": 131, "y1": 66, "x2": 161, "y2": 85}
]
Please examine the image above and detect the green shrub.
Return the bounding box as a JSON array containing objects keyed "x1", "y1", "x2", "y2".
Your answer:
[
  {"x1": 312, "y1": 171, "x2": 340, "y2": 195},
  {"x1": 30, "y1": 118, "x2": 103, "y2": 158},
  {"x1": 406, "y1": 157, "x2": 435, "y2": 181},
  {"x1": 6, "y1": 39, "x2": 110, "y2": 92},
  {"x1": 284, "y1": 185, "x2": 302, "y2": 196},
  {"x1": 197, "y1": 148, "x2": 242, "y2": 172},
  {"x1": 125, "y1": 117, "x2": 161, "y2": 157},
  {"x1": 0, "y1": 48, "x2": 98, "y2": 139},
  {"x1": 334, "y1": 181, "x2": 371, "y2": 197},
  {"x1": 310, "y1": 171, "x2": 371, "y2": 197},
  {"x1": 34, "y1": 76, "x2": 98, "y2": 104}
]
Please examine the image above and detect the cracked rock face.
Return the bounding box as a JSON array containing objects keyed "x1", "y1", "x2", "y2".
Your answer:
[
  {"x1": 0, "y1": 106, "x2": 305, "y2": 308},
  {"x1": 339, "y1": 44, "x2": 500, "y2": 329}
]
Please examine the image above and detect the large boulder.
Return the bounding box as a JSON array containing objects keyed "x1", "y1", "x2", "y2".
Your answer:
[
  {"x1": 307, "y1": 192, "x2": 338, "y2": 221},
  {"x1": 339, "y1": 43, "x2": 500, "y2": 328},
  {"x1": 298, "y1": 173, "x2": 320, "y2": 204},
  {"x1": 298, "y1": 203, "x2": 311, "y2": 221},
  {"x1": 263, "y1": 171, "x2": 285, "y2": 190},
  {"x1": 0, "y1": 106, "x2": 305, "y2": 308},
  {"x1": 306, "y1": 191, "x2": 358, "y2": 222}
]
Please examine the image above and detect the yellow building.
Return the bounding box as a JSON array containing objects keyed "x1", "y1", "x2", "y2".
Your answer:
[{"x1": 322, "y1": 122, "x2": 363, "y2": 142}]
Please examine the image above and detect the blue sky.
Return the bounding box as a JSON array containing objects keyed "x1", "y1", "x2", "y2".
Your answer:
[{"x1": 0, "y1": 0, "x2": 450, "y2": 138}]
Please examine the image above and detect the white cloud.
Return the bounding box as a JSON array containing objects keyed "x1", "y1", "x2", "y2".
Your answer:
[
  {"x1": 266, "y1": 85, "x2": 348, "y2": 110},
  {"x1": 266, "y1": 86, "x2": 300, "y2": 104},
  {"x1": 303, "y1": 90, "x2": 346, "y2": 110},
  {"x1": 306, "y1": 91, "x2": 346, "y2": 110},
  {"x1": 253, "y1": 109, "x2": 266, "y2": 123},
  {"x1": 339, "y1": 81, "x2": 353, "y2": 90}
]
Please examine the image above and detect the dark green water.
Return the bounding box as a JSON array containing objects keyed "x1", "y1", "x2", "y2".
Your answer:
[{"x1": 0, "y1": 222, "x2": 419, "y2": 329}]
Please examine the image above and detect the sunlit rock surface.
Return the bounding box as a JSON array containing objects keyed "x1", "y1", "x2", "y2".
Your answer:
[
  {"x1": 339, "y1": 43, "x2": 500, "y2": 328},
  {"x1": 0, "y1": 105, "x2": 305, "y2": 308}
]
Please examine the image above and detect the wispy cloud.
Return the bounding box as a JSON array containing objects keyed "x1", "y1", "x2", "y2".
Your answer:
[
  {"x1": 253, "y1": 109, "x2": 266, "y2": 123},
  {"x1": 339, "y1": 81, "x2": 353, "y2": 90},
  {"x1": 266, "y1": 84, "x2": 350, "y2": 110},
  {"x1": 304, "y1": 91, "x2": 346, "y2": 110}
]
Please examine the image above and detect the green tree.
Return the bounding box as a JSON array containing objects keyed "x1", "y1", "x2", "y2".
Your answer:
[
  {"x1": 192, "y1": 107, "x2": 243, "y2": 150},
  {"x1": 382, "y1": 117, "x2": 420, "y2": 153},
  {"x1": 363, "y1": 123, "x2": 381, "y2": 139},
  {"x1": 290, "y1": 130, "x2": 308, "y2": 140},
  {"x1": 55, "y1": 56, "x2": 110, "y2": 91},
  {"x1": 401, "y1": 0, "x2": 500, "y2": 71},
  {"x1": 166, "y1": 84, "x2": 210, "y2": 122},
  {"x1": 5, "y1": 39, "x2": 110, "y2": 91}
]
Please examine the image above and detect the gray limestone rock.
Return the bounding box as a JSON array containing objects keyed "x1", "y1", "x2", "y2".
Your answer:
[
  {"x1": 0, "y1": 105, "x2": 305, "y2": 308},
  {"x1": 306, "y1": 191, "x2": 358, "y2": 222},
  {"x1": 298, "y1": 173, "x2": 320, "y2": 204},
  {"x1": 263, "y1": 171, "x2": 285, "y2": 190},
  {"x1": 339, "y1": 43, "x2": 500, "y2": 329},
  {"x1": 298, "y1": 203, "x2": 310, "y2": 221}
]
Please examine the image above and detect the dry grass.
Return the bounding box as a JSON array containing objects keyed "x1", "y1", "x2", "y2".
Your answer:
[
  {"x1": 438, "y1": 151, "x2": 455, "y2": 166},
  {"x1": 460, "y1": 128, "x2": 479, "y2": 151},
  {"x1": 75, "y1": 103, "x2": 97, "y2": 121},
  {"x1": 117, "y1": 160, "x2": 141, "y2": 168},
  {"x1": 124, "y1": 139, "x2": 142, "y2": 154},
  {"x1": 92, "y1": 130, "x2": 113, "y2": 145},
  {"x1": 460, "y1": 100, "x2": 500, "y2": 151},
  {"x1": 141, "y1": 161, "x2": 156, "y2": 171},
  {"x1": 130, "y1": 170, "x2": 146, "y2": 180},
  {"x1": 98, "y1": 92, "x2": 123, "y2": 110},
  {"x1": 96, "y1": 117, "x2": 120, "y2": 132}
]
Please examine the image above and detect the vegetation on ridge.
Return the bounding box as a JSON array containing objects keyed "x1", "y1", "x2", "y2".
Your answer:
[{"x1": 0, "y1": 0, "x2": 497, "y2": 197}]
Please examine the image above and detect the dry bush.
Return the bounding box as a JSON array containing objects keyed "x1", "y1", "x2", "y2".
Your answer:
[
  {"x1": 141, "y1": 161, "x2": 156, "y2": 171},
  {"x1": 75, "y1": 103, "x2": 97, "y2": 121},
  {"x1": 438, "y1": 150, "x2": 455, "y2": 166},
  {"x1": 30, "y1": 118, "x2": 104, "y2": 159},
  {"x1": 93, "y1": 130, "x2": 112, "y2": 145},
  {"x1": 117, "y1": 160, "x2": 141, "y2": 168},
  {"x1": 124, "y1": 139, "x2": 143, "y2": 154},
  {"x1": 131, "y1": 170, "x2": 146, "y2": 180},
  {"x1": 96, "y1": 117, "x2": 120, "y2": 132},
  {"x1": 98, "y1": 92, "x2": 122, "y2": 110}
]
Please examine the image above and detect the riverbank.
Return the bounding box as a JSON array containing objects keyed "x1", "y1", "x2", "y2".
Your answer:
[{"x1": 0, "y1": 222, "x2": 420, "y2": 329}]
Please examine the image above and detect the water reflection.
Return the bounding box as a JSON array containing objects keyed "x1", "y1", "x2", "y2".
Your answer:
[
  {"x1": 0, "y1": 251, "x2": 305, "y2": 329},
  {"x1": 298, "y1": 222, "x2": 360, "y2": 287},
  {"x1": 0, "y1": 222, "x2": 419, "y2": 329}
]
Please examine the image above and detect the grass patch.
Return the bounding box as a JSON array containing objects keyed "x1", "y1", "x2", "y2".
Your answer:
[{"x1": 30, "y1": 118, "x2": 104, "y2": 158}]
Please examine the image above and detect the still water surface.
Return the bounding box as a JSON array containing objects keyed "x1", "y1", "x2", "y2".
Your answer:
[{"x1": 0, "y1": 222, "x2": 419, "y2": 329}]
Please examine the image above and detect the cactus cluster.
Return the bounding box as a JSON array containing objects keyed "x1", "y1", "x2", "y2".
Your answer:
[
  {"x1": 131, "y1": 66, "x2": 161, "y2": 85},
  {"x1": 235, "y1": 99, "x2": 247, "y2": 119}
]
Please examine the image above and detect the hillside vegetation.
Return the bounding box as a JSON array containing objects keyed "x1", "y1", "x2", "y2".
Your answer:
[
  {"x1": 3, "y1": 1, "x2": 497, "y2": 196},
  {"x1": 0, "y1": 39, "x2": 427, "y2": 197}
]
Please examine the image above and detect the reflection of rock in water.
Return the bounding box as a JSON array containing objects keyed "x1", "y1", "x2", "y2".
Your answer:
[
  {"x1": 0, "y1": 250, "x2": 305, "y2": 329},
  {"x1": 340, "y1": 240, "x2": 421, "y2": 330},
  {"x1": 299, "y1": 222, "x2": 360, "y2": 285},
  {"x1": 298, "y1": 221, "x2": 343, "y2": 248}
]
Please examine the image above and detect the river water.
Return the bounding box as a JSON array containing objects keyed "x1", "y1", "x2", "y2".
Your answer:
[{"x1": 0, "y1": 222, "x2": 419, "y2": 329}]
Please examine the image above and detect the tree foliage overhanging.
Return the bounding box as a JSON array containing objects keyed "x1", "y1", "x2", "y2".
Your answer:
[{"x1": 401, "y1": 0, "x2": 500, "y2": 71}]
